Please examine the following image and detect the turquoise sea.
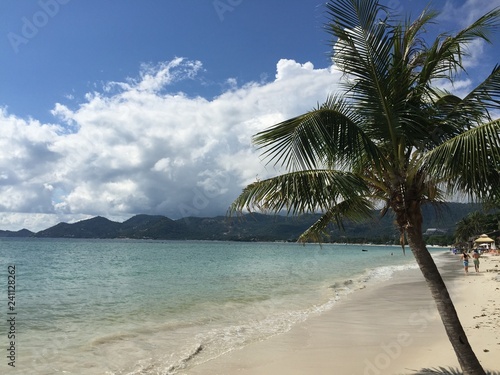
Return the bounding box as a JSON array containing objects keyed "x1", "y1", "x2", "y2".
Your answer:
[{"x1": 0, "y1": 238, "x2": 441, "y2": 375}]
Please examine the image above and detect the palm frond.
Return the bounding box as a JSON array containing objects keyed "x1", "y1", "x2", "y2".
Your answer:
[
  {"x1": 325, "y1": 0, "x2": 419, "y2": 157},
  {"x1": 459, "y1": 64, "x2": 500, "y2": 119},
  {"x1": 325, "y1": 0, "x2": 394, "y2": 104},
  {"x1": 453, "y1": 7, "x2": 500, "y2": 44},
  {"x1": 253, "y1": 95, "x2": 382, "y2": 171},
  {"x1": 417, "y1": 7, "x2": 500, "y2": 87},
  {"x1": 228, "y1": 170, "x2": 369, "y2": 216},
  {"x1": 325, "y1": 0, "x2": 385, "y2": 36},
  {"x1": 298, "y1": 197, "x2": 374, "y2": 243},
  {"x1": 402, "y1": 7, "x2": 439, "y2": 61},
  {"x1": 422, "y1": 119, "x2": 500, "y2": 198}
]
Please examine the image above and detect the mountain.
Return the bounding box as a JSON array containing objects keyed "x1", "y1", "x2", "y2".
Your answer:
[
  {"x1": 30, "y1": 202, "x2": 482, "y2": 243},
  {"x1": 35, "y1": 216, "x2": 122, "y2": 238},
  {"x1": 34, "y1": 213, "x2": 316, "y2": 241},
  {"x1": 0, "y1": 228, "x2": 34, "y2": 237}
]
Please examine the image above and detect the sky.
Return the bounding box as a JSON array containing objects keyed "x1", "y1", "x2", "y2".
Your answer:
[{"x1": 0, "y1": 0, "x2": 499, "y2": 232}]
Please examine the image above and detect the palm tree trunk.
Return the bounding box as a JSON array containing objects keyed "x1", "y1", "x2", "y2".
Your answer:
[{"x1": 405, "y1": 218, "x2": 486, "y2": 375}]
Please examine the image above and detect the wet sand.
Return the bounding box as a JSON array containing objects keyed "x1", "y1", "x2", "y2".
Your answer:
[{"x1": 185, "y1": 252, "x2": 500, "y2": 374}]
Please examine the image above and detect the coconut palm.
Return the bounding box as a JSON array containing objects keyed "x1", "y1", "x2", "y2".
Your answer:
[
  {"x1": 454, "y1": 211, "x2": 488, "y2": 246},
  {"x1": 229, "y1": 1, "x2": 500, "y2": 374}
]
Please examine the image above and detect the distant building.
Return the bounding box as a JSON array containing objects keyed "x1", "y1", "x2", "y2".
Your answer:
[{"x1": 424, "y1": 228, "x2": 447, "y2": 235}]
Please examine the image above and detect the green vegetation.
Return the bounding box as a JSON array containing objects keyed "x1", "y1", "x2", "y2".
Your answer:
[
  {"x1": 454, "y1": 210, "x2": 500, "y2": 248},
  {"x1": 21, "y1": 202, "x2": 479, "y2": 243}
]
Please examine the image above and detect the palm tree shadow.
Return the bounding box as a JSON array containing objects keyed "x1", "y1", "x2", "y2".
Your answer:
[{"x1": 406, "y1": 367, "x2": 500, "y2": 375}]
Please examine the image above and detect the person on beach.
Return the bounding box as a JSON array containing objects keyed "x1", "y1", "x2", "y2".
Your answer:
[
  {"x1": 472, "y1": 250, "x2": 480, "y2": 272},
  {"x1": 461, "y1": 252, "x2": 470, "y2": 274}
]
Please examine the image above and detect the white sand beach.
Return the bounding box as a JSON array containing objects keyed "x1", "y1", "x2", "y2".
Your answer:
[{"x1": 186, "y1": 252, "x2": 500, "y2": 374}]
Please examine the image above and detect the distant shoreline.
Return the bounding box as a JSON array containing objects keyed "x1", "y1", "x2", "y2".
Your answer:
[{"x1": 0, "y1": 203, "x2": 480, "y2": 245}]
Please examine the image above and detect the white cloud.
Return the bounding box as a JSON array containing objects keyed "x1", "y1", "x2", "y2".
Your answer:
[
  {"x1": 0, "y1": 58, "x2": 341, "y2": 231},
  {"x1": 442, "y1": 0, "x2": 500, "y2": 26},
  {"x1": 0, "y1": 48, "x2": 496, "y2": 232},
  {"x1": 437, "y1": 1, "x2": 500, "y2": 91}
]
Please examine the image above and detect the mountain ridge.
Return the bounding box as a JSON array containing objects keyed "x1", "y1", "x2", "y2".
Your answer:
[{"x1": 0, "y1": 202, "x2": 480, "y2": 244}]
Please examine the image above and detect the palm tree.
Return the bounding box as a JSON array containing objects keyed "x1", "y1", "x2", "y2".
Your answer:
[
  {"x1": 229, "y1": 1, "x2": 500, "y2": 374},
  {"x1": 454, "y1": 211, "x2": 488, "y2": 247}
]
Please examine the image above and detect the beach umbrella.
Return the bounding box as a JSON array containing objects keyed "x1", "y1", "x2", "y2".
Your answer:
[{"x1": 473, "y1": 234, "x2": 495, "y2": 249}]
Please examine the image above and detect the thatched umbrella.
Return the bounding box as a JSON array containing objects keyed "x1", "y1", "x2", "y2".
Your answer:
[{"x1": 473, "y1": 234, "x2": 495, "y2": 249}]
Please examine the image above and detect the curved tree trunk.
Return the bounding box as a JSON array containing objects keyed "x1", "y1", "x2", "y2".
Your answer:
[{"x1": 405, "y1": 209, "x2": 486, "y2": 375}]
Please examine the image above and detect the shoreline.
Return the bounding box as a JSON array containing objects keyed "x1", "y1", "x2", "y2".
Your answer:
[{"x1": 185, "y1": 251, "x2": 500, "y2": 374}]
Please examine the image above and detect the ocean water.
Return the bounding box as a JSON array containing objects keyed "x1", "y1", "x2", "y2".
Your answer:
[{"x1": 0, "y1": 238, "x2": 439, "y2": 375}]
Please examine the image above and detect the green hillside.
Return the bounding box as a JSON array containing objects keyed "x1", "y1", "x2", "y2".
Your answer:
[{"x1": 29, "y1": 202, "x2": 481, "y2": 244}]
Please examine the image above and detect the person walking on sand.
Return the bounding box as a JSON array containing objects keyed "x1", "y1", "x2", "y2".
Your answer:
[
  {"x1": 472, "y1": 249, "x2": 480, "y2": 272},
  {"x1": 461, "y1": 251, "x2": 470, "y2": 274}
]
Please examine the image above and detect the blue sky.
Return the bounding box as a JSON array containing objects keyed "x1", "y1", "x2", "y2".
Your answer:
[
  {"x1": 1, "y1": 0, "x2": 330, "y2": 122},
  {"x1": 0, "y1": 0, "x2": 499, "y2": 231}
]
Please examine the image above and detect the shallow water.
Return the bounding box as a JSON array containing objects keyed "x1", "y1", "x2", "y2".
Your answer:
[{"x1": 0, "y1": 238, "x2": 439, "y2": 374}]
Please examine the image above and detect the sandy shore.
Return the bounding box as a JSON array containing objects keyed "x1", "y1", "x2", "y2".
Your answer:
[{"x1": 185, "y1": 251, "x2": 500, "y2": 375}]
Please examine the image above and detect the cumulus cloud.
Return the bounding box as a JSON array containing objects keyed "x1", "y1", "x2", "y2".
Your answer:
[
  {"x1": 440, "y1": 0, "x2": 500, "y2": 69},
  {"x1": 441, "y1": 0, "x2": 500, "y2": 26},
  {"x1": 434, "y1": 1, "x2": 500, "y2": 94},
  {"x1": 3, "y1": 2, "x2": 498, "y2": 233},
  {"x1": 0, "y1": 58, "x2": 341, "y2": 231},
  {"x1": 3, "y1": 22, "x2": 495, "y2": 233}
]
